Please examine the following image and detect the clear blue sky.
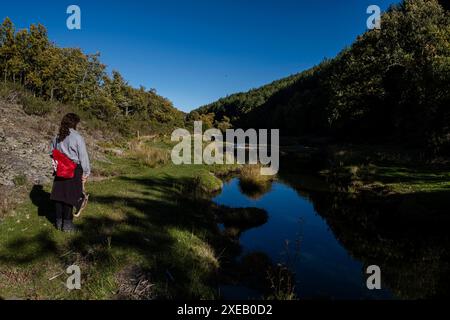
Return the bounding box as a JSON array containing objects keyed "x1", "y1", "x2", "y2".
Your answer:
[{"x1": 2, "y1": 0, "x2": 398, "y2": 112}]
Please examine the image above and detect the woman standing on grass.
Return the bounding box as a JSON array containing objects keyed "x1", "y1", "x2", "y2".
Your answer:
[{"x1": 50, "y1": 113, "x2": 90, "y2": 232}]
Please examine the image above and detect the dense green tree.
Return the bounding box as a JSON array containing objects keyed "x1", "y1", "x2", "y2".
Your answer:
[
  {"x1": 194, "y1": 73, "x2": 302, "y2": 124},
  {"x1": 0, "y1": 17, "x2": 184, "y2": 132},
  {"x1": 215, "y1": 115, "x2": 232, "y2": 132},
  {"x1": 196, "y1": 0, "x2": 450, "y2": 153},
  {"x1": 0, "y1": 18, "x2": 15, "y2": 83}
]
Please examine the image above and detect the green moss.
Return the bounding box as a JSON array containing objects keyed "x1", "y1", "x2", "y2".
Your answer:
[{"x1": 13, "y1": 174, "x2": 28, "y2": 187}]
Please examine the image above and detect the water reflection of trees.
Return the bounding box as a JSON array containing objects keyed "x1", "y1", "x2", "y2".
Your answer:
[
  {"x1": 216, "y1": 205, "x2": 298, "y2": 299},
  {"x1": 219, "y1": 250, "x2": 297, "y2": 300},
  {"x1": 280, "y1": 171, "x2": 450, "y2": 299},
  {"x1": 217, "y1": 206, "x2": 268, "y2": 239}
]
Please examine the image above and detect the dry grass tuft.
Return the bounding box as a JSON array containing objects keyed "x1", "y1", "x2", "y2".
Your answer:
[
  {"x1": 239, "y1": 164, "x2": 275, "y2": 199},
  {"x1": 115, "y1": 265, "x2": 155, "y2": 300},
  {"x1": 128, "y1": 140, "x2": 169, "y2": 168}
]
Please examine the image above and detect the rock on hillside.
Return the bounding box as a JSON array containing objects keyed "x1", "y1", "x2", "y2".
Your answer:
[
  {"x1": 0, "y1": 101, "x2": 55, "y2": 186},
  {"x1": 0, "y1": 100, "x2": 106, "y2": 188}
]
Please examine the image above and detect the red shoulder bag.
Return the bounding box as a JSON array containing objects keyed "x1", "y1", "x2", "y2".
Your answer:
[{"x1": 52, "y1": 149, "x2": 77, "y2": 179}]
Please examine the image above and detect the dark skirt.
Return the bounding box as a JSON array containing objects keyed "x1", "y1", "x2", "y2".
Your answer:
[{"x1": 50, "y1": 165, "x2": 83, "y2": 207}]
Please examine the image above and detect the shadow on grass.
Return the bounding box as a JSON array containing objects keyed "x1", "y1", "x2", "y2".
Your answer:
[
  {"x1": 0, "y1": 172, "x2": 268, "y2": 299},
  {"x1": 0, "y1": 230, "x2": 58, "y2": 265},
  {"x1": 0, "y1": 186, "x2": 59, "y2": 269},
  {"x1": 76, "y1": 175, "x2": 225, "y2": 299}
]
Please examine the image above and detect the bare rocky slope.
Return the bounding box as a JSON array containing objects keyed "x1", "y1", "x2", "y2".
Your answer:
[
  {"x1": 0, "y1": 99, "x2": 109, "y2": 216},
  {"x1": 0, "y1": 101, "x2": 55, "y2": 187}
]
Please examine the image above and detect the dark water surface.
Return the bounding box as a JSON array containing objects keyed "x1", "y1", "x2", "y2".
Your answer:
[{"x1": 213, "y1": 178, "x2": 393, "y2": 299}]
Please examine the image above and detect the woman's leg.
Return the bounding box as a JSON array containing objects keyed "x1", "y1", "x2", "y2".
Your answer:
[
  {"x1": 63, "y1": 203, "x2": 73, "y2": 220},
  {"x1": 62, "y1": 203, "x2": 76, "y2": 232},
  {"x1": 55, "y1": 201, "x2": 63, "y2": 230}
]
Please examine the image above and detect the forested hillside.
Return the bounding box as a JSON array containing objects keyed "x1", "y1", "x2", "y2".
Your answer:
[
  {"x1": 0, "y1": 18, "x2": 184, "y2": 135},
  {"x1": 194, "y1": 73, "x2": 302, "y2": 123},
  {"x1": 195, "y1": 0, "x2": 450, "y2": 154}
]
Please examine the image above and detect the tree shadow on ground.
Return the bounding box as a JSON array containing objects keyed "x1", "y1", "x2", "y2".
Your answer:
[
  {"x1": 0, "y1": 187, "x2": 58, "y2": 268},
  {"x1": 76, "y1": 176, "x2": 225, "y2": 298},
  {"x1": 0, "y1": 171, "x2": 271, "y2": 299},
  {"x1": 0, "y1": 230, "x2": 58, "y2": 265}
]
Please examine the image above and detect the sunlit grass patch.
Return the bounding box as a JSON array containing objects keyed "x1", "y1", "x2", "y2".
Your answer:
[
  {"x1": 368, "y1": 165, "x2": 450, "y2": 194},
  {"x1": 164, "y1": 228, "x2": 219, "y2": 298},
  {"x1": 128, "y1": 139, "x2": 170, "y2": 168}
]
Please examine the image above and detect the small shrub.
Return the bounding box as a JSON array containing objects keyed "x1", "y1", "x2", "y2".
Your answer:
[
  {"x1": 266, "y1": 264, "x2": 297, "y2": 300},
  {"x1": 239, "y1": 164, "x2": 274, "y2": 199},
  {"x1": 0, "y1": 82, "x2": 22, "y2": 103},
  {"x1": 13, "y1": 174, "x2": 28, "y2": 187},
  {"x1": 20, "y1": 94, "x2": 54, "y2": 116},
  {"x1": 0, "y1": 191, "x2": 14, "y2": 219}
]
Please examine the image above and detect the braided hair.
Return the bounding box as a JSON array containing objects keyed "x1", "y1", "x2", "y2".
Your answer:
[{"x1": 58, "y1": 113, "x2": 80, "y2": 142}]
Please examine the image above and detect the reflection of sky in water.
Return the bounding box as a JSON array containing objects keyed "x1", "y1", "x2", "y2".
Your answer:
[{"x1": 213, "y1": 178, "x2": 392, "y2": 299}]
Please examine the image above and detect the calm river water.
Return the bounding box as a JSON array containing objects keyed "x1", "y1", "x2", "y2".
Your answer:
[{"x1": 213, "y1": 178, "x2": 393, "y2": 299}]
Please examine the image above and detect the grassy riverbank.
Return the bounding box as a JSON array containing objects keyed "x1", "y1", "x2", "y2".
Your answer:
[
  {"x1": 1, "y1": 137, "x2": 448, "y2": 300},
  {"x1": 281, "y1": 143, "x2": 450, "y2": 195},
  {"x1": 0, "y1": 143, "x2": 238, "y2": 299}
]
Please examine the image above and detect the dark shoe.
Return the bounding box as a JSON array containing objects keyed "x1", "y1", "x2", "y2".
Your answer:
[
  {"x1": 62, "y1": 220, "x2": 77, "y2": 233},
  {"x1": 56, "y1": 219, "x2": 63, "y2": 231}
]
